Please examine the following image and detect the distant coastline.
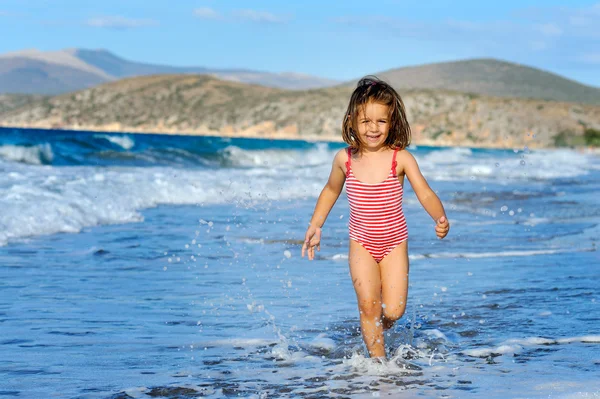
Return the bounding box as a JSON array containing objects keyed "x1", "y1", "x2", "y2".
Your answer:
[{"x1": 1, "y1": 73, "x2": 600, "y2": 150}]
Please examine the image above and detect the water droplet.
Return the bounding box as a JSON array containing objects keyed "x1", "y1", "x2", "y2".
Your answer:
[
  {"x1": 500, "y1": 205, "x2": 508, "y2": 212},
  {"x1": 283, "y1": 250, "x2": 291, "y2": 259},
  {"x1": 520, "y1": 160, "x2": 526, "y2": 166},
  {"x1": 509, "y1": 210, "x2": 515, "y2": 216}
]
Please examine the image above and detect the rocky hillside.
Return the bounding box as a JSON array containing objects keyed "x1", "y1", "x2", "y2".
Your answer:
[
  {"x1": 1, "y1": 74, "x2": 599, "y2": 148},
  {"x1": 371, "y1": 58, "x2": 600, "y2": 105},
  {"x1": 0, "y1": 94, "x2": 47, "y2": 115}
]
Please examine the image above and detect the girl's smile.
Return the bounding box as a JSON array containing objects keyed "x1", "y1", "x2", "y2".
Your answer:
[{"x1": 357, "y1": 101, "x2": 390, "y2": 150}]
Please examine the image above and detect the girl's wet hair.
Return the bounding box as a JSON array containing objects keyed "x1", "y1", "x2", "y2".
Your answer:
[{"x1": 342, "y1": 76, "x2": 411, "y2": 151}]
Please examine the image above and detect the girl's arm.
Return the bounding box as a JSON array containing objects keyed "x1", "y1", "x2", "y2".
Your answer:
[
  {"x1": 308, "y1": 150, "x2": 346, "y2": 228},
  {"x1": 302, "y1": 149, "x2": 347, "y2": 259},
  {"x1": 398, "y1": 150, "x2": 450, "y2": 239}
]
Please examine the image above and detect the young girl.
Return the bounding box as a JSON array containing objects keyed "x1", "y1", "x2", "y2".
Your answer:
[{"x1": 301, "y1": 76, "x2": 450, "y2": 360}]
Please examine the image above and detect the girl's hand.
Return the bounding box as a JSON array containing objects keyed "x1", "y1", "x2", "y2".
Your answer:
[
  {"x1": 301, "y1": 224, "x2": 322, "y2": 260},
  {"x1": 435, "y1": 216, "x2": 450, "y2": 239}
]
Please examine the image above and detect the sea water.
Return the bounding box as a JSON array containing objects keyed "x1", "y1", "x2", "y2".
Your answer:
[{"x1": 0, "y1": 127, "x2": 598, "y2": 398}]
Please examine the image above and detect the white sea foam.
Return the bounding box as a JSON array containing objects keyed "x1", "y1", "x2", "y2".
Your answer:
[
  {"x1": 325, "y1": 247, "x2": 586, "y2": 262},
  {"x1": 0, "y1": 145, "x2": 597, "y2": 246},
  {"x1": 308, "y1": 333, "x2": 336, "y2": 352},
  {"x1": 418, "y1": 147, "x2": 598, "y2": 182},
  {"x1": 551, "y1": 391, "x2": 600, "y2": 399},
  {"x1": 557, "y1": 336, "x2": 600, "y2": 344},
  {"x1": 0, "y1": 158, "x2": 328, "y2": 245},
  {"x1": 463, "y1": 335, "x2": 600, "y2": 358},
  {"x1": 0, "y1": 143, "x2": 53, "y2": 165},
  {"x1": 198, "y1": 337, "x2": 279, "y2": 347},
  {"x1": 224, "y1": 143, "x2": 332, "y2": 168},
  {"x1": 95, "y1": 134, "x2": 135, "y2": 150},
  {"x1": 412, "y1": 248, "x2": 589, "y2": 260}
]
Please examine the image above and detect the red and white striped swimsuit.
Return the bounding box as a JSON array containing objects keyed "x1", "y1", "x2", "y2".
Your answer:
[{"x1": 345, "y1": 147, "x2": 408, "y2": 262}]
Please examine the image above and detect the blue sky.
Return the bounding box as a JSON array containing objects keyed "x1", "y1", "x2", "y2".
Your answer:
[{"x1": 1, "y1": 0, "x2": 599, "y2": 87}]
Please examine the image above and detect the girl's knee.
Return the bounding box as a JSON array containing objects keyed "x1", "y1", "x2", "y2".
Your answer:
[
  {"x1": 382, "y1": 303, "x2": 406, "y2": 321},
  {"x1": 358, "y1": 298, "x2": 382, "y2": 318}
]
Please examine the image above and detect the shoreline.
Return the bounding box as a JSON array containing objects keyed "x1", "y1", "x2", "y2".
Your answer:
[{"x1": 1, "y1": 123, "x2": 599, "y2": 153}]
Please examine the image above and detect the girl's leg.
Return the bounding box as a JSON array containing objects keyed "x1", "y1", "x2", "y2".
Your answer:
[
  {"x1": 378, "y1": 241, "x2": 410, "y2": 331},
  {"x1": 348, "y1": 239, "x2": 385, "y2": 358}
]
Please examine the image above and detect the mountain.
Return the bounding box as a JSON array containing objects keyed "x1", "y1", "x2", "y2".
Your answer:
[
  {"x1": 1, "y1": 74, "x2": 599, "y2": 148},
  {"x1": 371, "y1": 58, "x2": 600, "y2": 105},
  {"x1": 2, "y1": 49, "x2": 600, "y2": 106},
  {"x1": 0, "y1": 49, "x2": 109, "y2": 95},
  {"x1": 0, "y1": 48, "x2": 340, "y2": 95}
]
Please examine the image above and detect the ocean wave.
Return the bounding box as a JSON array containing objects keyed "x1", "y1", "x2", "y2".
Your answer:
[
  {"x1": 1, "y1": 129, "x2": 597, "y2": 183},
  {"x1": 94, "y1": 134, "x2": 135, "y2": 150},
  {"x1": 418, "y1": 147, "x2": 599, "y2": 181},
  {"x1": 0, "y1": 163, "x2": 328, "y2": 246},
  {"x1": 221, "y1": 143, "x2": 333, "y2": 168},
  {"x1": 0, "y1": 143, "x2": 54, "y2": 165}
]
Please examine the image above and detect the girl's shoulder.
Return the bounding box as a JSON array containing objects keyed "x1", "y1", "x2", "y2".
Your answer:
[
  {"x1": 333, "y1": 148, "x2": 349, "y2": 167},
  {"x1": 395, "y1": 147, "x2": 415, "y2": 159},
  {"x1": 394, "y1": 148, "x2": 420, "y2": 171}
]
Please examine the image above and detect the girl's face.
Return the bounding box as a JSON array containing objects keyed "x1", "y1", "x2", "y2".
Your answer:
[{"x1": 356, "y1": 101, "x2": 390, "y2": 151}]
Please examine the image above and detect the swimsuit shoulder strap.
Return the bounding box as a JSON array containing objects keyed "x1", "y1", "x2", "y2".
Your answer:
[
  {"x1": 391, "y1": 147, "x2": 399, "y2": 176},
  {"x1": 345, "y1": 147, "x2": 352, "y2": 177}
]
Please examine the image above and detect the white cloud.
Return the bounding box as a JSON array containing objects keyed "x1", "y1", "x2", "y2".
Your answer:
[
  {"x1": 232, "y1": 9, "x2": 288, "y2": 24},
  {"x1": 86, "y1": 16, "x2": 158, "y2": 29},
  {"x1": 512, "y1": 3, "x2": 600, "y2": 38},
  {"x1": 193, "y1": 7, "x2": 220, "y2": 20},
  {"x1": 193, "y1": 8, "x2": 289, "y2": 24},
  {"x1": 536, "y1": 23, "x2": 563, "y2": 37}
]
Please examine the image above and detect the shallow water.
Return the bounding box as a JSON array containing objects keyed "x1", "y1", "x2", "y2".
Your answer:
[{"x1": 0, "y1": 128, "x2": 599, "y2": 398}]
